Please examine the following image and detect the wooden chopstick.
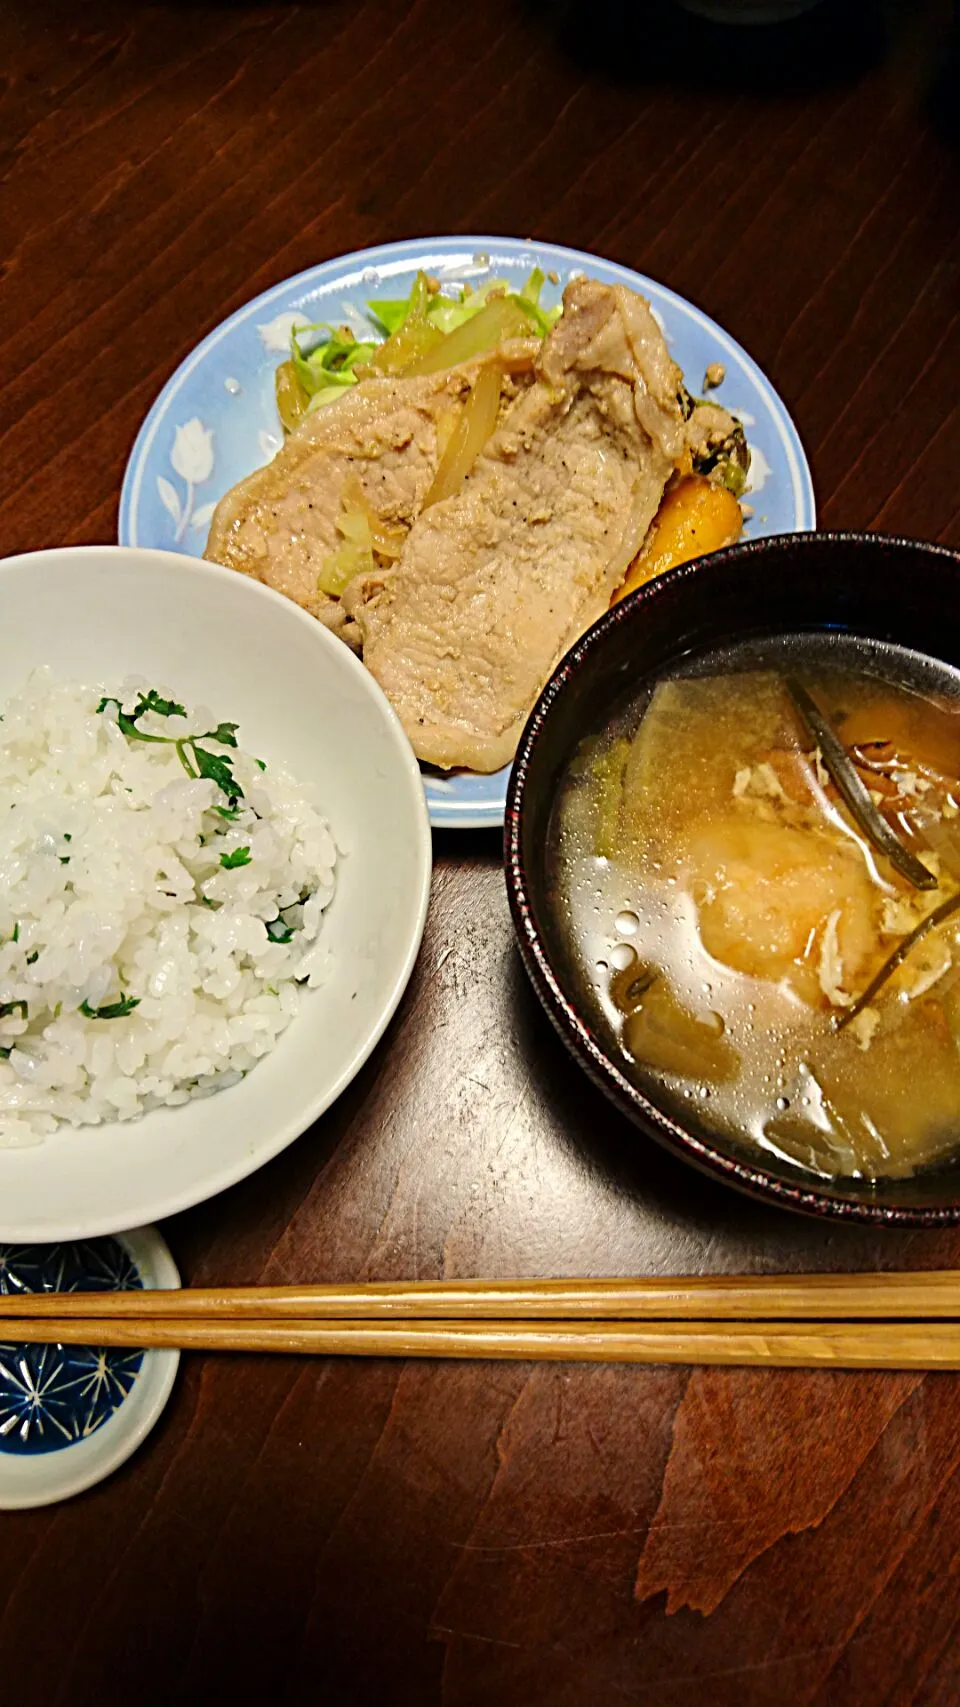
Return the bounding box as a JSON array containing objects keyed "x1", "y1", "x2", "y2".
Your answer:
[
  {"x1": 2, "y1": 1272, "x2": 960, "y2": 1322},
  {"x1": 6, "y1": 1316, "x2": 960, "y2": 1368}
]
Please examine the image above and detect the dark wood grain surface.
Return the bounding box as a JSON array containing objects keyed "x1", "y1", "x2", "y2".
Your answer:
[{"x1": 2, "y1": 1, "x2": 960, "y2": 1701}]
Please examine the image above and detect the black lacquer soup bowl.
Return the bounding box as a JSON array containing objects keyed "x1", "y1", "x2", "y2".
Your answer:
[{"x1": 505, "y1": 532, "x2": 960, "y2": 1225}]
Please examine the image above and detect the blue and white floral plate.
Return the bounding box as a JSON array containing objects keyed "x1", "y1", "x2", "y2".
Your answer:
[
  {"x1": 0, "y1": 1227, "x2": 179, "y2": 1508},
  {"x1": 119, "y1": 237, "x2": 817, "y2": 830}
]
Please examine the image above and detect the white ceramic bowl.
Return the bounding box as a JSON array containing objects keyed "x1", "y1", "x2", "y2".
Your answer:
[{"x1": 0, "y1": 547, "x2": 432, "y2": 1239}]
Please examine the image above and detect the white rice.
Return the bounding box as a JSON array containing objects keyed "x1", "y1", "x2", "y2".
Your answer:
[{"x1": 0, "y1": 671, "x2": 338, "y2": 1144}]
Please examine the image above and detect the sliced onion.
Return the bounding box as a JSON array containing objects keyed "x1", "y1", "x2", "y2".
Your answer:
[
  {"x1": 368, "y1": 516, "x2": 406, "y2": 559},
  {"x1": 365, "y1": 273, "x2": 445, "y2": 377},
  {"x1": 275, "y1": 360, "x2": 309, "y2": 433},
  {"x1": 317, "y1": 534, "x2": 372, "y2": 598},
  {"x1": 405, "y1": 298, "x2": 537, "y2": 377},
  {"x1": 423, "y1": 363, "x2": 502, "y2": 508},
  {"x1": 365, "y1": 318, "x2": 445, "y2": 377},
  {"x1": 318, "y1": 478, "x2": 409, "y2": 597}
]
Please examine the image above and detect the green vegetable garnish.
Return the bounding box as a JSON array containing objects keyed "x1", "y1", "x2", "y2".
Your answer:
[
  {"x1": 80, "y1": 995, "x2": 141, "y2": 1020},
  {"x1": 205, "y1": 721, "x2": 239, "y2": 749},
  {"x1": 318, "y1": 503, "x2": 374, "y2": 597},
  {"x1": 220, "y1": 846, "x2": 252, "y2": 869},
  {"x1": 97, "y1": 692, "x2": 245, "y2": 803},
  {"x1": 593, "y1": 738, "x2": 631, "y2": 860},
  {"x1": 365, "y1": 298, "x2": 414, "y2": 336},
  {"x1": 292, "y1": 324, "x2": 378, "y2": 399},
  {"x1": 136, "y1": 689, "x2": 186, "y2": 720},
  {"x1": 277, "y1": 269, "x2": 561, "y2": 435},
  {"x1": 516, "y1": 267, "x2": 559, "y2": 337},
  {"x1": 679, "y1": 386, "x2": 750, "y2": 494},
  {"x1": 97, "y1": 696, "x2": 172, "y2": 744},
  {"x1": 26, "y1": 951, "x2": 38, "y2": 965},
  {"x1": 0, "y1": 1000, "x2": 28, "y2": 1020},
  {"x1": 275, "y1": 322, "x2": 378, "y2": 431},
  {"x1": 368, "y1": 267, "x2": 560, "y2": 340},
  {"x1": 401, "y1": 292, "x2": 548, "y2": 378},
  {"x1": 96, "y1": 689, "x2": 187, "y2": 737},
  {"x1": 192, "y1": 744, "x2": 241, "y2": 799},
  {"x1": 266, "y1": 917, "x2": 295, "y2": 943},
  {"x1": 694, "y1": 419, "x2": 751, "y2": 497},
  {"x1": 366, "y1": 272, "x2": 446, "y2": 376},
  {"x1": 213, "y1": 804, "x2": 241, "y2": 822}
]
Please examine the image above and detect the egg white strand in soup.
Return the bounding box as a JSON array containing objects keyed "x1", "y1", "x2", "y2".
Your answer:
[
  {"x1": 552, "y1": 635, "x2": 960, "y2": 1182},
  {"x1": 0, "y1": 670, "x2": 338, "y2": 1144}
]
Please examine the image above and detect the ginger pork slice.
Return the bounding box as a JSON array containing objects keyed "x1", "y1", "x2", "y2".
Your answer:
[
  {"x1": 346, "y1": 279, "x2": 689, "y2": 772},
  {"x1": 204, "y1": 349, "x2": 537, "y2": 642}
]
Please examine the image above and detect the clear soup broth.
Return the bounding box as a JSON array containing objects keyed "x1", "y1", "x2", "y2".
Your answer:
[{"x1": 550, "y1": 634, "x2": 960, "y2": 1182}]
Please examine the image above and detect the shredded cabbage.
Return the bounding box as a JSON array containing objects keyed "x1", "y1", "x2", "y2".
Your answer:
[
  {"x1": 292, "y1": 324, "x2": 378, "y2": 389},
  {"x1": 317, "y1": 505, "x2": 372, "y2": 597},
  {"x1": 403, "y1": 295, "x2": 542, "y2": 377},
  {"x1": 422, "y1": 363, "x2": 502, "y2": 507},
  {"x1": 369, "y1": 266, "x2": 560, "y2": 342},
  {"x1": 317, "y1": 479, "x2": 406, "y2": 597},
  {"x1": 364, "y1": 272, "x2": 445, "y2": 377},
  {"x1": 277, "y1": 268, "x2": 561, "y2": 434},
  {"x1": 276, "y1": 324, "x2": 378, "y2": 430}
]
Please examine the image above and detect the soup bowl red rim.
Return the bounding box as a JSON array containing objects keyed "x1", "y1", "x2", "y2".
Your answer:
[{"x1": 504, "y1": 529, "x2": 960, "y2": 1225}]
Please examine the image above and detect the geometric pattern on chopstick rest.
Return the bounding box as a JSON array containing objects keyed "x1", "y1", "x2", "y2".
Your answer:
[{"x1": 0, "y1": 1240, "x2": 143, "y2": 1455}]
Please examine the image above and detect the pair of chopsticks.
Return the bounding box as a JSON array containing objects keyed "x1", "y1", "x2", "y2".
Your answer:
[{"x1": 4, "y1": 1273, "x2": 960, "y2": 1367}]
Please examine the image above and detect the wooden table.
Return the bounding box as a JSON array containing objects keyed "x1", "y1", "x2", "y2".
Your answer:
[{"x1": 2, "y1": 1, "x2": 960, "y2": 1700}]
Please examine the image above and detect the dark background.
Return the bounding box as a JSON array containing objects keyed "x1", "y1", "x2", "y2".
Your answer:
[{"x1": 1, "y1": 2, "x2": 959, "y2": 1702}]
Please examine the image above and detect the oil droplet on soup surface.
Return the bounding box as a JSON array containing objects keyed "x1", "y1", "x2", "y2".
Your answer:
[
  {"x1": 550, "y1": 634, "x2": 960, "y2": 1181},
  {"x1": 610, "y1": 942, "x2": 637, "y2": 971}
]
